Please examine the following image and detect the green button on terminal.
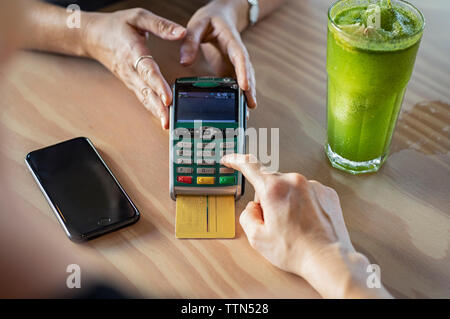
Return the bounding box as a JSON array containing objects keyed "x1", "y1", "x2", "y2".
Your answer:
[{"x1": 219, "y1": 176, "x2": 235, "y2": 185}]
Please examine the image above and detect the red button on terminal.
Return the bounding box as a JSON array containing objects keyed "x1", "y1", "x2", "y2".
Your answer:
[{"x1": 177, "y1": 176, "x2": 192, "y2": 184}]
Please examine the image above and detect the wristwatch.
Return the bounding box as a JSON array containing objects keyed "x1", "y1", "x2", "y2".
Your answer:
[{"x1": 247, "y1": 0, "x2": 259, "y2": 26}]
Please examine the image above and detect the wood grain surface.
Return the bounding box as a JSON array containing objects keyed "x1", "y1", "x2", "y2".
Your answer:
[{"x1": 0, "y1": 0, "x2": 449, "y2": 298}]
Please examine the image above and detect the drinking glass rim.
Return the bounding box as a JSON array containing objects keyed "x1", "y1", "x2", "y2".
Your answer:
[{"x1": 327, "y1": 0, "x2": 425, "y2": 46}]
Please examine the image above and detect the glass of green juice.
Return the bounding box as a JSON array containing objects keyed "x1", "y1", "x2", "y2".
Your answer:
[{"x1": 326, "y1": 0, "x2": 425, "y2": 174}]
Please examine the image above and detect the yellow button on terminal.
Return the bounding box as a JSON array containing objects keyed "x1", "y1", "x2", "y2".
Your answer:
[{"x1": 197, "y1": 176, "x2": 215, "y2": 184}]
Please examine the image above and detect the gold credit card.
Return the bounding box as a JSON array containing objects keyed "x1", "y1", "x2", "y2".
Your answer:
[{"x1": 176, "y1": 195, "x2": 235, "y2": 238}]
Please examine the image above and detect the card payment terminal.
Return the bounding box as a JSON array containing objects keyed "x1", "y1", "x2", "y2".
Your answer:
[{"x1": 169, "y1": 77, "x2": 246, "y2": 200}]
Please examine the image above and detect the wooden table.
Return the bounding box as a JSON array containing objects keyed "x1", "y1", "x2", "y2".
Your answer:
[{"x1": 0, "y1": 0, "x2": 449, "y2": 298}]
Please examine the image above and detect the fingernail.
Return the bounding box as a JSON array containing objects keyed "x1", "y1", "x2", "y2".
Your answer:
[
  {"x1": 162, "y1": 95, "x2": 168, "y2": 106},
  {"x1": 172, "y1": 27, "x2": 185, "y2": 36},
  {"x1": 180, "y1": 56, "x2": 188, "y2": 65},
  {"x1": 161, "y1": 117, "x2": 166, "y2": 128}
]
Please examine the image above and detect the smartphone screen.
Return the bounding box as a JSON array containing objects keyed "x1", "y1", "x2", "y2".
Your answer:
[{"x1": 26, "y1": 137, "x2": 139, "y2": 241}]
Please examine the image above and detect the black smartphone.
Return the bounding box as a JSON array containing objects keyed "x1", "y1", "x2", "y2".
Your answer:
[{"x1": 25, "y1": 137, "x2": 140, "y2": 242}]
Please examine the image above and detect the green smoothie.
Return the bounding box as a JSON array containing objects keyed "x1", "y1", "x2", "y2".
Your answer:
[{"x1": 326, "y1": 0, "x2": 424, "y2": 174}]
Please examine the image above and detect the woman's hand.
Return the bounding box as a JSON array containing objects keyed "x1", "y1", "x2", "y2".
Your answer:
[
  {"x1": 83, "y1": 8, "x2": 186, "y2": 129},
  {"x1": 222, "y1": 154, "x2": 355, "y2": 275},
  {"x1": 180, "y1": 0, "x2": 257, "y2": 109},
  {"x1": 221, "y1": 154, "x2": 392, "y2": 298}
]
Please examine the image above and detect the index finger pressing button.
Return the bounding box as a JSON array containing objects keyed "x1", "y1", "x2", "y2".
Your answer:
[{"x1": 221, "y1": 154, "x2": 264, "y2": 191}]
